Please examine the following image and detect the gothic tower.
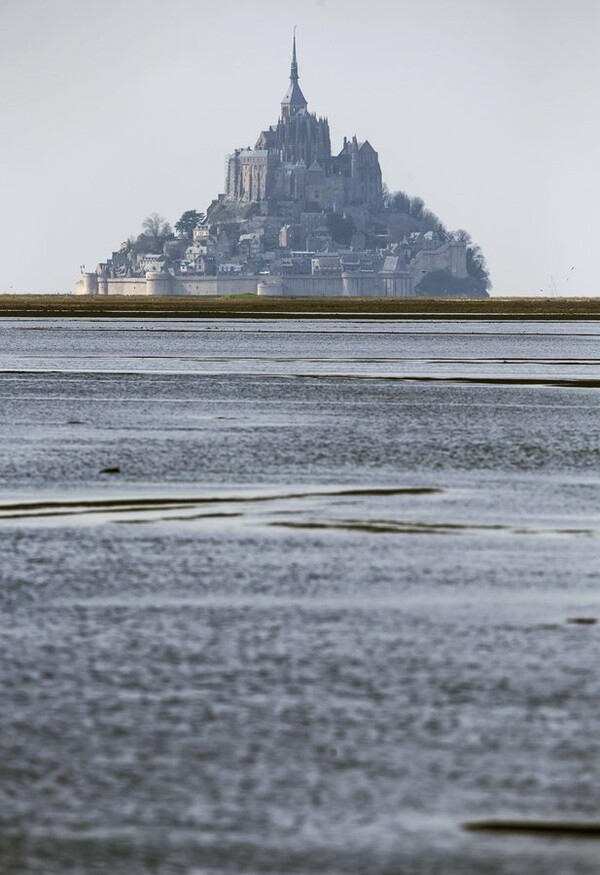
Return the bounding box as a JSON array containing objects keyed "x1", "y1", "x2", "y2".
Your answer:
[
  {"x1": 280, "y1": 31, "x2": 308, "y2": 120},
  {"x1": 275, "y1": 34, "x2": 331, "y2": 167},
  {"x1": 224, "y1": 31, "x2": 381, "y2": 210}
]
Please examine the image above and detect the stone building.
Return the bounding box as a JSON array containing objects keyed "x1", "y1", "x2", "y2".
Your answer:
[
  {"x1": 223, "y1": 35, "x2": 383, "y2": 213},
  {"x1": 75, "y1": 32, "x2": 488, "y2": 299}
]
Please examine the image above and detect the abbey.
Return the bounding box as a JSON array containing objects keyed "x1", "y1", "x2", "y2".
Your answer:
[
  {"x1": 75, "y1": 34, "x2": 490, "y2": 298},
  {"x1": 223, "y1": 35, "x2": 382, "y2": 213}
]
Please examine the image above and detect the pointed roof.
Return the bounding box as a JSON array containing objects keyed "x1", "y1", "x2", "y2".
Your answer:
[
  {"x1": 359, "y1": 139, "x2": 376, "y2": 154},
  {"x1": 281, "y1": 30, "x2": 307, "y2": 114}
]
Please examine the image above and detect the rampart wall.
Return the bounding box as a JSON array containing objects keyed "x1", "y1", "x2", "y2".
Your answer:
[
  {"x1": 75, "y1": 239, "x2": 471, "y2": 299},
  {"x1": 409, "y1": 242, "x2": 467, "y2": 281},
  {"x1": 75, "y1": 272, "x2": 388, "y2": 298},
  {"x1": 75, "y1": 274, "x2": 259, "y2": 297},
  {"x1": 257, "y1": 275, "x2": 383, "y2": 297}
]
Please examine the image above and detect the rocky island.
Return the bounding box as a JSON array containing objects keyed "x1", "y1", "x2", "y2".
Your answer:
[{"x1": 76, "y1": 35, "x2": 490, "y2": 300}]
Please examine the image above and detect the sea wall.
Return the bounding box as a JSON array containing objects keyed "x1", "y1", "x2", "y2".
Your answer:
[
  {"x1": 75, "y1": 272, "x2": 388, "y2": 298},
  {"x1": 258, "y1": 275, "x2": 383, "y2": 297},
  {"x1": 74, "y1": 274, "x2": 258, "y2": 297}
]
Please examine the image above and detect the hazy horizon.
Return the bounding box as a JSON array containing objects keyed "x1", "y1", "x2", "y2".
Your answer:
[{"x1": 1, "y1": 0, "x2": 599, "y2": 296}]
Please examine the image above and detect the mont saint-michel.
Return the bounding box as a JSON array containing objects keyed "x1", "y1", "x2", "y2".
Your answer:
[{"x1": 76, "y1": 36, "x2": 490, "y2": 299}]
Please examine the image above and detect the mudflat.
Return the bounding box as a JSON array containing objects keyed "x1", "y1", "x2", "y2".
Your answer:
[
  {"x1": 1, "y1": 294, "x2": 600, "y2": 319},
  {"x1": 0, "y1": 320, "x2": 600, "y2": 875},
  {"x1": 2, "y1": 317, "x2": 600, "y2": 874}
]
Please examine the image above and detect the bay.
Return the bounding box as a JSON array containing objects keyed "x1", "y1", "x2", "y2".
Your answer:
[{"x1": 0, "y1": 318, "x2": 599, "y2": 874}]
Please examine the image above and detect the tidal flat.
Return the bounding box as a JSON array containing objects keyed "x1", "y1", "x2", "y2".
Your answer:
[
  {"x1": 0, "y1": 317, "x2": 599, "y2": 874},
  {"x1": 2, "y1": 294, "x2": 600, "y2": 320}
]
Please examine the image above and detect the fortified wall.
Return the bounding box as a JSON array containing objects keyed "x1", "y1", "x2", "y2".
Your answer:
[
  {"x1": 74, "y1": 272, "x2": 393, "y2": 298},
  {"x1": 75, "y1": 236, "x2": 469, "y2": 298},
  {"x1": 409, "y1": 242, "x2": 467, "y2": 284},
  {"x1": 75, "y1": 272, "x2": 258, "y2": 297}
]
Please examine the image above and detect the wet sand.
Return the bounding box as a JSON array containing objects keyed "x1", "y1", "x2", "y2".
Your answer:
[
  {"x1": 1, "y1": 294, "x2": 600, "y2": 319},
  {"x1": 2, "y1": 317, "x2": 600, "y2": 874}
]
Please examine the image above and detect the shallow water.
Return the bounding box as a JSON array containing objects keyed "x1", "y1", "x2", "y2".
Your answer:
[{"x1": 1, "y1": 318, "x2": 599, "y2": 874}]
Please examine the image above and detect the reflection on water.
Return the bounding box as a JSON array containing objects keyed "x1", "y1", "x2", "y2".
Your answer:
[{"x1": 0, "y1": 319, "x2": 599, "y2": 874}]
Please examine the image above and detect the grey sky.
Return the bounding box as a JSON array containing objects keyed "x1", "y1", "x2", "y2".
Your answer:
[{"x1": 1, "y1": 0, "x2": 599, "y2": 295}]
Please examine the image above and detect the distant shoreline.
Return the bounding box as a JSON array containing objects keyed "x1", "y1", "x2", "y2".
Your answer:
[{"x1": 0, "y1": 295, "x2": 599, "y2": 320}]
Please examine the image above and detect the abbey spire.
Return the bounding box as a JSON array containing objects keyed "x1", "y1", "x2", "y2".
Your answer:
[
  {"x1": 281, "y1": 30, "x2": 307, "y2": 119},
  {"x1": 225, "y1": 30, "x2": 381, "y2": 211}
]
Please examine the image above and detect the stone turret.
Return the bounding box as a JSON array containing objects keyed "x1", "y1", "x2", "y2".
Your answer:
[
  {"x1": 146, "y1": 271, "x2": 172, "y2": 296},
  {"x1": 82, "y1": 272, "x2": 98, "y2": 296}
]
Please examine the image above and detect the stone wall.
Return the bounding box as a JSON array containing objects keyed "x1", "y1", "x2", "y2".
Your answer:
[
  {"x1": 257, "y1": 274, "x2": 383, "y2": 297},
  {"x1": 409, "y1": 241, "x2": 467, "y2": 283},
  {"x1": 75, "y1": 271, "x2": 410, "y2": 299},
  {"x1": 75, "y1": 275, "x2": 153, "y2": 297},
  {"x1": 75, "y1": 274, "x2": 258, "y2": 297},
  {"x1": 380, "y1": 273, "x2": 415, "y2": 297}
]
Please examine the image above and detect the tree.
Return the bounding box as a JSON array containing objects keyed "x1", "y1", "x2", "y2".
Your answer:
[
  {"x1": 390, "y1": 190, "x2": 411, "y2": 213},
  {"x1": 381, "y1": 183, "x2": 392, "y2": 209},
  {"x1": 421, "y1": 209, "x2": 447, "y2": 234},
  {"x1": 175, "y1": 209, "x2": 205, "y2": 239},
  {"x1": 415, "y1": 269, "x2": 489, "y2": 298},
  {"x1": 450, "y1": 229, "x2": 491, "y2": 292},
  {"x1": 466, "y1": 243, "x2": 490, "y2": 290},
  {"x1": 408, "y1": 196, "x2": 425, "y2": 219},
  {"x1": 325, "y1": 211, "x2": 355, "y2": 246},
  {"x1": 142, "y1": 212, "x2": 173, "y2": 239},
  {"x1": 450, "y1": 229, "x2": 472, "y2": 245}
]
